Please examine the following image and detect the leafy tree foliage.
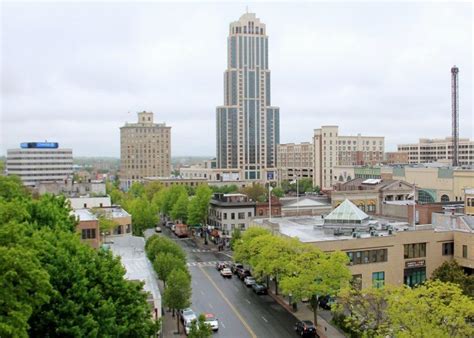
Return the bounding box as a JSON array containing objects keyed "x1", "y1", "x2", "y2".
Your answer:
[
  {"x1": 129, "y1": 196, "x2": 158, "y2": 235},
  {"x1": 211, "y1": 185, "x2": 239, "y2": 194},
  {"x1": 171, "y1": 191, "x2": 189, "y2": 223},
  {"x1": 162, "y1": 185, "x2": 188, "y2": 216},
  {"x1": 146, "y1": 235, "x2": 186, "y2": 263},
  {"x1": 229, "y1": 228, "x2": 242, "y2": 250},
  {"x1": 153, "y1": 252, "x2": 187, "y2": 287},
  {"x1": 271, "y1": 187, "x2": 285, "y2": 198},
  {"x1": 0, "y1": 176, "x2": 160, "y2": 337},
  {"x1": 164, "y1": 269, "x2": 192, "y2": 332},
  {"x1": 240, "y1": 183, "x2": 267, "y2": 202},
  {"x1": 388, "y1": 281, "x2": 474, "y2": 337},
  {"x1": 233, "y1": 227, "x2": 271, "y2": 264},
  {"x1": 128, "y1": 181, "x2": 145, "y2": 198},
  {"x1": 431, "y1": 259, "x2": 473, "y2": 297},
  {"x1": 280, "y1": 246, "x2": 351, "y2": 326},
  {"x1": 0, "y1": 246, "x2": 52, "y2": 338},
  {"x1": 187, "y1": 314, "x2": 212, "y2": 338},
  {"x1": 28, "y1": 230, "x2": 159, "y2": 337},
  {"x1": 187, "y1": 185, "x2": 212, "y2": 225},
  {"x1": 144, "y1": 181, "x2": 164, "y2": 202},
  {"x1": 0, "y1": 175, "x2": 30, "y2": 200},
  {"x1": 333, "y1": 286, "x2": 390, "y2": 337}
]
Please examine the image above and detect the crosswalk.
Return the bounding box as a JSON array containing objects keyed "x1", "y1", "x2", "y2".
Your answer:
[
  {"x1": 190, "y1": 249, "x2": 212, "y2": 253},
  {"x1": 186, "y1": 260, "x2": 233, "y2": 267}
]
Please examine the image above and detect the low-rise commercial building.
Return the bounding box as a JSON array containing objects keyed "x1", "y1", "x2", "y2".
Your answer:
[
  {"x1": 143, "y1": 176, "x2": 208, "y2": 188},
  {"x1": 208, "y1": 193, "x2": 256, "y2": 238},
  {"x1": 6, "y1": 142, "x2": 73, "y2": 187},
  {"x1": 69, "y1": 196, "x2": 112, "y2": 210},
  {"x1": 397, "y1": 137, "x2": 474, "y2": 166},
  {"x1": 465, "y1": 189, "x2": 474, "y2": 216},
  {"x1": 73, "y1": 209, "x2": 101, "y2": 249},
  {"x1": 251, "y1": 199, "x2": 474, "y2": 289}
]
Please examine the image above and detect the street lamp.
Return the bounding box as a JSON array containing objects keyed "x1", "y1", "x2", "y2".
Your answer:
[{"x1": 268, "y1": 185, "x2": 273, "y2": 221}]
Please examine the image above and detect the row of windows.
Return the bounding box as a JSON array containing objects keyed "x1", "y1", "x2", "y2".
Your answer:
[
  {"x1": 222, "y1": 211, "x2": 252, "y2": 220},
  {"x1": 347, "y1": 249, "x2": 387, "y2": 265},
  {"x1": 81, "y1": 228, "x2": 96, "y2": 239},
  {"x1": 404, "y1": 243, "x2": 426, "y2": 259}
]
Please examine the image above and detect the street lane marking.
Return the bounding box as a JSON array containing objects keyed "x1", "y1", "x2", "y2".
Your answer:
[
  {"x1": 200, "y1": 290, "x2": 205, "y2": 295},
  {"x1": 221, "y1": 322, "x2": 226, "y2": 328},
  {"x1": 245, "y1": 299, "x2": 251, "y2": 305},
  {"x1": 221, "y1": 252, "x2": 233, "y2": 259},
  {"x1": 261, "y1": 316, "x2": 268, "y2": 323},
  {"x1": 199, "y1": 266, "x2": 257, "y2": 338},
  {"x1": 208, "y1": 303, "x2": 214, "y2": 309}
]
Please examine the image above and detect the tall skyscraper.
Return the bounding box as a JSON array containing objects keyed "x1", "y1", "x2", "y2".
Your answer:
[
  {"x1": 120, "y1": 111, "x2": 171, "y2": 189},
  {"x1": 216, "y1": 12, "x2": 280, "y2": 180}
]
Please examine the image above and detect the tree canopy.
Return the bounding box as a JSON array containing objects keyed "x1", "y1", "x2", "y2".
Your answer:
[{"x1": 431, "y1": 259, "x2": 473, "y2": 298}]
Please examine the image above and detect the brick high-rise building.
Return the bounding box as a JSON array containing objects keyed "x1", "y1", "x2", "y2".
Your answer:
[
  {"x1": 276, "y1": 142, "x2": 314, "y2": 183},
  {"x1": 120, "y1": 111, "x2": 171, "y2": 189},
  {"x1": 216, "y1": 12, "x2": 280, "y2": 181}
]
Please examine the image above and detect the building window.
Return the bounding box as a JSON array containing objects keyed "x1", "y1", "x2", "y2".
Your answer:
[
  {"x1": 231, "y1": 213, "x2": 235, "y2": 220},
  {"x1": 238, "y1": 212, "x2": 245, "y2": 219},
  {"x1": 372, "y1": 271, "x2": 385, "y2": 288},
  {"x1": 223, "y1": 213, "x2": 227, "y2": 220},
  {"x1": 126, "y1": 224, "x2": 131, "y2": 233},
  {"x1": 81, "y1": 228, "x2": 96, "y2": 239},
  {"x1": 442, "y1": 242, "x2": 454, "y2": 256},
  {"x1": 404, "y1": 243, "x2": 426, "y2": 259},
  {"x1": 463, "y1": 245, "x2": 468, "y2": 258},
  {"x1": 248, "y1": 212, "x2": 252, "y2": 217},
  {"x1": 347, "y1": 249, "x2": 387, "y2": 265}
]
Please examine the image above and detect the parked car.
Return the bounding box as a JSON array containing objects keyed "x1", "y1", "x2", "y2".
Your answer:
[
  {"x1": 220, "y1": 268, "x2": 232, "y2": 278},
  {"x1": 215, "y1": 262, "x2": 227, "y2": 271},
  {"x1": 318, "y1": 296, "x2": 336, "y2": 310},
  {"x1": 155, "y1": 226, "x2": 162, "y2": 233},
  {"x1": 244, "y1": 276, "x2": 256, "y2": 287},
  {"x1": 295, "y1": 320, "x2": 318, "y2": 337},
  {"x1": 166, "y1": 221, "x2": 174, "y2": 228},
  {"x1": 174, "y1": 223, "x2": 188, "y2": 238},
  {"x1": 238, "y1": 269, "x2": 251, "y2": 280},
  {"x1": 180, "y1": 308, "x2": 197, "y2": 325},
  {"x1": 252, "y1": 283, "x2": 268, "y2": 295},
  {"x1": 230, "y1": 263, "x2": 243, "y2": 274},
  {"x1": 203, "y1": 313, "x2": 219, "y2": 331}
]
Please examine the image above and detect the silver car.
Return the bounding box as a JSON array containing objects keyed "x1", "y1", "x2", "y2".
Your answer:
[{"x1": 181, "y1": 308, "x2": 197, "y2": 325}]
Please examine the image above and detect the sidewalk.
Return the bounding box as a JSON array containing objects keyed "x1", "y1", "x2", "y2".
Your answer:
[
  {"x1": 156, "y1": 278, "x2": 186, "y2": 338},
  {"x1": 266, "y1": 281, "x2": 346, "y2": 338}
]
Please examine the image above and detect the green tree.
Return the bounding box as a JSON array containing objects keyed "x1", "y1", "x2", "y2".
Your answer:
[
  {"x1": 271, "y1": 187, "x2": 285, "y2": 198},
  {"x1": 229, "y1": 228, "x2": 242, "y2": 250},
  {"x1": 28, "y1": 230, "x2": 159, "y2": 336},
  {"x1": 387, "y1": 280, "x2": 474, "y2": 337},
  {"x1": 153, "y1": 252, "x2": 186, "y2": 287},
  {"x1": 187, "y1": 314, "x2": 212, "y2": 338},
  {"x1": 240, "y1": 183, "x2": 266, "y2": 201},
  {"x1": 164, "y1": 269, "x2": 192, "y2": 333},
  {"x1": 211, "y1": 185, "x2": 239, "y2": 194},
  {"x1": 0, "y1": 175, "x2": 30, "y2": 200},
  {"x1": 28, "y1": 194, "x2": 77, "y2": 232},
  {"x1": 171, "y1": 191, "x2": 189, "y2": 223},
  {"x1": 144, "y1": 181, "x2": 164, "y2": 202},
  {"x1": 252, "y1": 236, "x2": 301, "y2": 295},
  {"x1": 0, "y1": 246, "x2": 52, "y2": 338},
  {"x1": 431, "y1": 259, "x2": 473, "y2": 297},
  {"x1": 129, "y1": 197, "x2": 158, "y2": 235},
  {"x1": 332, "y1": 286, "x2": 391, "y2": 337},
  {"x1": 187, "y1": 185, "x2": 213, "y2": 226},
  {"x1": 233, "y1": 227, "x2": 271, "y2": 264},
  {"x1": 280, "y1": 246, "x2": 351, "y2": 326},
  {"x1": 128, "y1": 182, "x2": 145, "y2": 198},
  {"x1": 146, "y1": 235, "x2": 186, "y2": 263}
]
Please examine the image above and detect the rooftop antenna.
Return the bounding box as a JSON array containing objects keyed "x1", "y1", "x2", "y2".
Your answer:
[{"x1": 451, "y1": 66, "x2": 459, "y2": 167}]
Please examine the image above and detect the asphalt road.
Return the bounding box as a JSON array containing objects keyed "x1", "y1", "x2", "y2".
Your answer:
[{"x1": 153, "y1": 227, "x2": 301, "y2": 338}]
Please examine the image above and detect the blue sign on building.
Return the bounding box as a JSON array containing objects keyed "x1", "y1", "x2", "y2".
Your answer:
[{"x1": 20, "y1": 142, "x2": 59, "y2": 149}]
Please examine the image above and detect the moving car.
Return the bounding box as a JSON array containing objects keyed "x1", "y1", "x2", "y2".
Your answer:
[
  {"x1": 238, "y1": 269, "x2": 252, "y2": 280},
  {"x1": 252, "y1": 283, "x2": 268, "y2": 295},
  {"x1": 220, "y1": 268, "x2": 232, "y2": 278},
  {"x1": 180, "y1": 308, "x2": 197, "y2": 325},
  {"x1": 155, "y1": 226, "x2": 162, "y2": 233},
  {"x1": 203, "y1": 313, "x2": 219, "y2": 331},
  {"x1": 295, "y1": 320, "x2": 318, "y2": 337},
  {"x1": 244, "y1": 276, "x2": 256, "y2": 287},
  {"x1": 215, "y1": 262, "x2": 227, "y2": 271}
]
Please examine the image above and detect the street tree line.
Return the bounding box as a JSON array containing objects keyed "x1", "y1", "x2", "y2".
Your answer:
[
  {"x1": 233, "y1": 227, "x2": 474, "y2": 337},
  {"x1": 106, "y1": 181, "x2": 213, "y2": 234},
  {"x1": 0, "y1": 176, "x2": 159, "y2": 337},
  {"x1": 233, "y1": 227, "x2": 352, "y2": 326},
  {"x1": 145, "y1": 234, "x2": 212, "y2": 337}
]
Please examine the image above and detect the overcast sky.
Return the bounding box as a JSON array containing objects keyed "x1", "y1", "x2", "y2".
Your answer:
[{"x1": 1, "y1": 1, "x2": 472, "y2": 157}]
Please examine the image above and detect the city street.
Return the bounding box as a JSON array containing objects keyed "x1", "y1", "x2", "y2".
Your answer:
[{"x1": 151, "y1": 228, "x2": 300, "y2": 338}]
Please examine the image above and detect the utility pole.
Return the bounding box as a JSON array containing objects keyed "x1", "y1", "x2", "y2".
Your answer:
[{"x1": 451, "y1": 66, "x2": 459, "y2": 167}]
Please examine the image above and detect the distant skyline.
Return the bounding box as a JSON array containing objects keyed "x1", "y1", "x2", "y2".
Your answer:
[{"x1": 1, "y1": 2, "x2": 472, "y2": 157}]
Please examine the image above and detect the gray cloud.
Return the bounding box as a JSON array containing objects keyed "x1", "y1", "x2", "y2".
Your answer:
[{"x1": 1, "y1": 2, "x2": 472, "y2": 157}]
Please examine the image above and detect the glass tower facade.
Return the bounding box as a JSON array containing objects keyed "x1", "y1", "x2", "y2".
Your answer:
[{"x1": 216, "y1": 13, "x2": 280, "y2": 180}]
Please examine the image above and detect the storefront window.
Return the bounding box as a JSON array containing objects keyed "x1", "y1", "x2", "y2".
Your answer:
[{"x1": 404, "y1": 267, "x2": 426, "y2": 287}]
